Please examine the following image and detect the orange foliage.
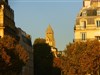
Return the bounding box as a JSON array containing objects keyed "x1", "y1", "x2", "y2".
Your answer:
[
  {"x1": 0, "y1": 35, "x2": 29, "y2": 73},
  {"x1": 1, "y1": 49, "x2": 11, "y2": 64},
  {"x1": 15, "y1": 44, "x2": 29, "y2": 63},
  {"x1": 53, "y1": 57, "x2": 62, "y2": 68},
  {"x1": 61, "y1": 40, "x2": 100, "y2": 75}
]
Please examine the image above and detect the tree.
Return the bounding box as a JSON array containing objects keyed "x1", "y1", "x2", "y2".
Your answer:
[
  {"x1": 33, "y1": 38, "x2": 53, "y2": 75},
  {"x1": 53, "y1": 57, "x2": 62, "y2": 75},
  {"x1": 61, "y1": 40, "x2": 100, "y2": 75},
  {"x1": 0, "y1": 35, "x2": 29, "y2": 75},
  {"x1": 34, "y1": 38, "x2": 46, "y2": 44}
]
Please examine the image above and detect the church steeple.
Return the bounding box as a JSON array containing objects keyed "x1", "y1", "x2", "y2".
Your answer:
[
  {"x1": 45, "y1": 25, "x2": 55, "y2": 47},
  {"x1": 46, "y1": 24, "x2": 54, "y2": 34}
]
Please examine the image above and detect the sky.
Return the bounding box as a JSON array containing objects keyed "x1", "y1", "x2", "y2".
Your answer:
[{"x1": 9, "y1": 0, "x2": 82, "y2": 50}]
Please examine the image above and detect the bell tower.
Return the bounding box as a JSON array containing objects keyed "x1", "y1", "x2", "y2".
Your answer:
[{"x1": 45, "y1": 25, "x2": 55, "y2": 47}]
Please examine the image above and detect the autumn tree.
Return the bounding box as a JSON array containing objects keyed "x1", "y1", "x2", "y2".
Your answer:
[
  {"x1": 52, "y1": 57, "x2": 62, "y2": 75},
  {"x1": 61, "y1": 40, "x2": 100, "y2": 75},
  {"x1": 33, "y1": 38, "x2": 53, "y2": 75},
  {"x1": 0, "y1": 35, "x2": 29, "y2": 75}
]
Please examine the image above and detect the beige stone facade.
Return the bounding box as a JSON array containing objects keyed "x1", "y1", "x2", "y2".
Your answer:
[{"x1": 74, "y1": 0, "x2": 100, "y2": 42}]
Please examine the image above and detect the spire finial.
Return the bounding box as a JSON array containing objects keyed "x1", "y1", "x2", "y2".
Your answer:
[{"x1": 46, "y1": 24, "x2": 54, "y2": 33}]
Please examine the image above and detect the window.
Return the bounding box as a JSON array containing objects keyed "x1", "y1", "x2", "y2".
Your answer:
[
  {"x1": 81, "y1": 21, "x2": 86, "y2": 29},
  {"x1": 81, "y1": 33, "x2": 86, "y2": 40},
  {"x1": 95, "y1": 36, "x2": 100, "y2": 40},
  {"x1": 82, "y1": 10, "x2": 87, "y2": 16},
  {"x1": 97, "y1": 10, "x2": 100, "y2": 16},
  {"x1": 96, "y1": 20, "x2": 100, "y2": 27}
]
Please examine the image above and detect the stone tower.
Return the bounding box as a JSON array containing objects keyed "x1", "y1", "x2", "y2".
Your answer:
[
  {"x1": 74, "y1": 0, "x2": 100, "y2": 42},
  {"x1": 0, "y1": 0, "x2": 17, "y2": 38},
  {"x1": 45, "y1": 25, "x2": 55, "y2": 47}
]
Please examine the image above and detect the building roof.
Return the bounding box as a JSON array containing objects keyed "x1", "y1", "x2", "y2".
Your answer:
[
  {"x1": 84, "y1": 0, "x2": 90, "y2": 1},
  {"x1": 46, "y1": 24, "x2": 54, "y2": 33},
  {"x1": 91, "y1": 0, "x2": 100, "y2": 2}
]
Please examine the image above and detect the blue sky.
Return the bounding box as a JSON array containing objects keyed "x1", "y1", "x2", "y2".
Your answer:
[{"x1": 9, "y1": 0, "x2": 82, "y2": 50}]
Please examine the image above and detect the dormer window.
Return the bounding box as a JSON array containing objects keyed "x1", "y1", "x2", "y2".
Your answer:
[
  {"x1": 82, "y1": 10, "x2": 87, "y2": 16},
  {"x1": 81, "y1": 21, "x2": 86, "y2": 29}
]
